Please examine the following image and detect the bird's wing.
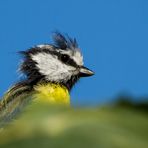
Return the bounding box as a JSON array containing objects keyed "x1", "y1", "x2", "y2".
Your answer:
[{"x1": 0, "y1": 84, "x2": 33, "y2": 127}]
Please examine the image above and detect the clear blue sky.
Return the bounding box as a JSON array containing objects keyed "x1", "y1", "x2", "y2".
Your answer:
[{"x1": 0, "y1": 0, "x2": 148, "y2": 105}]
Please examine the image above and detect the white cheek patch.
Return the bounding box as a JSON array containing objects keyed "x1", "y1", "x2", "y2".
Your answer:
[{"x1": 31, "y1": 53, "x2": 75, "y2": 82}]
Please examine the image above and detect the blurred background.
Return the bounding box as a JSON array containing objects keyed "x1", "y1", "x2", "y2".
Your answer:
[
  {"x1": 0, "y1": 0, "x2": 148, "y2": 106},
  {"x1": 0, "y1": 1, "x2": 148, "y2": 148}
]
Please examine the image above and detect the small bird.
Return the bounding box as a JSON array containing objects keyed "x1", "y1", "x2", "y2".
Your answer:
[{"x1": 0, "y1": 32, "x2": 94, "y2": 123}]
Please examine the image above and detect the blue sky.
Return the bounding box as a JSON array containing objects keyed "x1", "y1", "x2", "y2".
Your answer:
[{"x1": 0, "y1": 0, "x2": 148, "y2": 105}]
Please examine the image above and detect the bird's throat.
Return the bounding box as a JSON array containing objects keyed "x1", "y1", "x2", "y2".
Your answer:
[{"x1": 33, "y1": 83, "x2": 70, "y2": 105}]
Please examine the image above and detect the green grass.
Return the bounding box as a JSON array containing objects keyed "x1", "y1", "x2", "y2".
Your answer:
[{"x1": 0, "y1": 102, "x2": 148, "y2": 148}]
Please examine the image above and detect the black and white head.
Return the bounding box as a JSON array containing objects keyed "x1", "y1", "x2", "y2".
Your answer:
[{"x1": 20, "y1": 32, "x2": 94, "y2": 90}]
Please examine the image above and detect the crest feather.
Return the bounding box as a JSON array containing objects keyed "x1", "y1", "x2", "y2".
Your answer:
[{"x1": 53, "y1": 32, "x2": 78, "y2": 50}]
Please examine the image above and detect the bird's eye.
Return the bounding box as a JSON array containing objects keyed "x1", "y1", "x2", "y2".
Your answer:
[{"x1": 61, "y1": 54, "x2": 70, "y2": 63}]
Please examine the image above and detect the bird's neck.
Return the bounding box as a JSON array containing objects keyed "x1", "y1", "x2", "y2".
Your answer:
[{"x1": 33, "y1": 83, "x2": 70, "y2": 106}]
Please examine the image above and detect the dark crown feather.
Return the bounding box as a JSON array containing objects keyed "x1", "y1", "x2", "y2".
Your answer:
[{"x1": 53, "y1": 32, "x2": 78, "y2": 50}]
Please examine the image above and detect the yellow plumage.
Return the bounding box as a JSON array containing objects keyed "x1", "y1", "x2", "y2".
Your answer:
[{"x1": 33, "y1": 83, "x2": 70, "y2": 105}]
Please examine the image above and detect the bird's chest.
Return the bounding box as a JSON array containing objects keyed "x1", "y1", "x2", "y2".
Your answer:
[{"x1": 33, "y1": 83, "x2": 70, "y2": 105}]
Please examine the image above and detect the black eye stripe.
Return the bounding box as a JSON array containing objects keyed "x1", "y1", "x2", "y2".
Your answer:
[
  {"x1": 60, "y1": 54, "x2": 77, "y2": 67},
  {"x1": 32, "y1": 49, "x2": 78, "y2": 67},
  {"x1": 61, "y1": 54, "x2": 70, "y2": 63},
  {"x1": 67, "y1": 57, "x2": 77, "y2": 67}
]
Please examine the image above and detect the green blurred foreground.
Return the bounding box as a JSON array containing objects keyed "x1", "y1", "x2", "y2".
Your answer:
[{"x1": 0, "y1": 102, "x2": 148, "y2": 148}]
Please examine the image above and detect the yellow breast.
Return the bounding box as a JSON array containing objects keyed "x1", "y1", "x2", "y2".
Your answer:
[{"x1": 33, "y1": 83, "x2": 70, "y2": 105}]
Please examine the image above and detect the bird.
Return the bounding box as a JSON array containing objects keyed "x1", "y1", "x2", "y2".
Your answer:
[{"x1": 0, "y1": 32, "x2": 94, "y2": 124}]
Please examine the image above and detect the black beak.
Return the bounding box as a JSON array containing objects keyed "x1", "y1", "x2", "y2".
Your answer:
[{"x1": 79, "y1": 66, "x2": 94, "y2": 77}]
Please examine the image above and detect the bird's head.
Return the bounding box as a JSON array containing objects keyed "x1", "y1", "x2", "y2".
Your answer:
[{"x1": 20, "y1": 32, "x2": 94, "y2": 90}]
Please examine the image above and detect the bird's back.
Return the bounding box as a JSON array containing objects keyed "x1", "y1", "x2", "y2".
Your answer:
[{"x1": 0, "y1": 83, "x2": 33, "y2": 126}]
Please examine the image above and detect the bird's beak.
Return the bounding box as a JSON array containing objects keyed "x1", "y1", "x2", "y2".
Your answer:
[{"x1": 79, "y1": 66, "x2": 94, "y2": 77}]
